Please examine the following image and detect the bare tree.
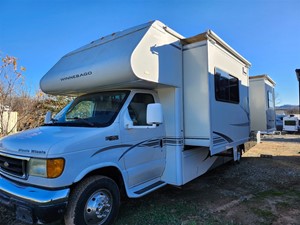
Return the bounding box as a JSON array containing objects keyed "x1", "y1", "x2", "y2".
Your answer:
[
  {"x1": 28, "y1": 92, "x2": 73, "y2": 129},
  {"x1": 0, "y1": 55, "x2": 36, "y2": 136},
  {"x1": 286, "y1": 107, "x2": 300, "y2": 115},
  {"x1": 0, "y1": 54, "x2": 74, "y2": 137}
]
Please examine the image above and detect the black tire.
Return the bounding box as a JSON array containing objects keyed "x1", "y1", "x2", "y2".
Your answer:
[{"x1": 64, "y1": 175, "x2": 120, "y2": 225}]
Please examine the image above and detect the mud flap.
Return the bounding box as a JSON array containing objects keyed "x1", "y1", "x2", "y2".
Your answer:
[{"x1": 233, "y1": 146, "x2": 241, "y2": 162}]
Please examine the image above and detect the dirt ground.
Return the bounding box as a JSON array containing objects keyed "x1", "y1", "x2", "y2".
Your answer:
[{"x1": 0, "y1": 134, "x2": 299, "y2": 225}]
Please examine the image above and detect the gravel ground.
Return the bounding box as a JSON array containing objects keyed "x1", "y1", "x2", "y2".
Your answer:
[{"x1": 0, "y1": 134, "x2": 299, "y2": 225}]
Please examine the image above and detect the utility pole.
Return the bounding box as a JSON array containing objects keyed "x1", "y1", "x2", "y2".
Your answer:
[{"x1": 295, "y1": 69, "x2": 300, "y2": 114}]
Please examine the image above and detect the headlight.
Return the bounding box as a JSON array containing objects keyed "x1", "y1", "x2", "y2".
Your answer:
[{"x1": 28, "y1": 158, "x2": 65, "y2": 178}]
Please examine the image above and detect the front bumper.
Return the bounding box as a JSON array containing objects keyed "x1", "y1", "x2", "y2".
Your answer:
[{"x1": 0, "y1": 176, "x2": 70, "y2": 224}]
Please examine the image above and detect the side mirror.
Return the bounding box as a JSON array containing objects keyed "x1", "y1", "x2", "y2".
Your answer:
[
  {"x1": 147, "y1": 103, "x2": 163, "y2": 125},
  {"x1": 44, "y1": 111, "x2": 52, "y2": 124}
]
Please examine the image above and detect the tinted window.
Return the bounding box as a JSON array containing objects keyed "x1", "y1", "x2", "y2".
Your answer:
[{"x1": 214, "y1": 68, "x2": 239, "y2": 104}]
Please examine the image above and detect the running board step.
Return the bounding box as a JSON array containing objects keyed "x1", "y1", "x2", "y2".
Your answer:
[
  {"x1": 134, "y1": 181, "x2": 165, "y2": 195},
  {"x1": 127, "y1": 179, "x2": 166, "y2": 198}
]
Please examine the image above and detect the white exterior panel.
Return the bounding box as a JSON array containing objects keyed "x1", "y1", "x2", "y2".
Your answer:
[
  {"x1": 40, "y1": 21, "x2": 183, "y2": 95},
  {"x1": 158, "y1": 88, "x2": 184, "y2": 185},
  {"x1": 183, "y1": 42, "x2": 210, "y2": 146},
  {"x1": 208, "y1": 40, "x2": 250, "y2": 154},
  {"x1": 182, "y1": 36, "x2": 250, "y2": 154}
]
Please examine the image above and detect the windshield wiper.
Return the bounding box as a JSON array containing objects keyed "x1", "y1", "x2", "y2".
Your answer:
[
  {"x1": 51, "y1": 118, "x2": 58, "y2": 123},
  {"x1": 66, "y1": 117, "x2": 95, "y2": 127},
  {"x1": 43, "y1": 118, "x2": 58, "y2": 126}
]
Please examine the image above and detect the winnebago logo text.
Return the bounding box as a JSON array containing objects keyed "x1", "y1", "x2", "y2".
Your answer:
[{"x1": 60, "y1": 71, "x2": 93, "y2": 81}]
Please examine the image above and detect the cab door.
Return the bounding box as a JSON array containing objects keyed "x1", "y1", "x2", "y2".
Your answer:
[{"x1": 120, "y1": 92, "x2": 166, "y2": 188}]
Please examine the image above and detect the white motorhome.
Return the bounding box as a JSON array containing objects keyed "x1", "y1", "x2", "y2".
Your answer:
[
  {"x1": 283, "y1": 115, "x2": 299, "y2": 132},
  {"x1": 0, "y1": 21, "x2": 251, "y2": 225},
  {"x1": 249, "y1": 75, "x2": 276, "y2": 133}
]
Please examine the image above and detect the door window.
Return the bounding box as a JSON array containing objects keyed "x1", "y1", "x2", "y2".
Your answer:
[
  {"x1": 267, "y1": 91, "x2": 274, "y2": 109},
  {"x1": 128, "y1": 93, "x2": 154, "y2": 126}
]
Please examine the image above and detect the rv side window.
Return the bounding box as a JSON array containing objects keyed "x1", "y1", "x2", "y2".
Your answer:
[
  {"x1": 214, "y1": 68, "x2": 239, "y2": 104},
  {"x1": 267, "y1": 91, "x2": 274, "y2": 108},
  {"x1": 128, "y1": 93, "x2": 155, "y2": 126}
]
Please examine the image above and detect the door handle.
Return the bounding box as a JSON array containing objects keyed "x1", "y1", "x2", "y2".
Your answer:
[{"x1": 105, "y1": 135, "x2": 119, "y2": 141}]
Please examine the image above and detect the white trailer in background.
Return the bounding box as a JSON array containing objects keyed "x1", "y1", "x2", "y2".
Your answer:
[
  {"x1": 283, "y1": 115, "x2": 299, "y2": 132},
  {"x1": 249, "y1": 75, "x2": 276, "y2": 133},
  {"x1": 0, "y1": 21, "x2": 251, "y2": 225}
]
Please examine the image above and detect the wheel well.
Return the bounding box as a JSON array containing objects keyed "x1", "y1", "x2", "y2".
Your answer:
[{"x1": 80, "y1": 167, "x2": 127, "y2": 198}]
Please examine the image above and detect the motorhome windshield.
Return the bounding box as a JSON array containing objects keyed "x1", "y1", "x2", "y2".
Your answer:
[{"x1": 47, "y1": 91, "x2": 129, "y2": 127}]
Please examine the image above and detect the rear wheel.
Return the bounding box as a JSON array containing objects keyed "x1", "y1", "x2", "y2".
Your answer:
[{"x1": 64, "y1": 175, "x2": 120, "y2": 225}]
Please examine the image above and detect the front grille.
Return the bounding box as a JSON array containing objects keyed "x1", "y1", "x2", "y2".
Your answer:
[{"x1": 0, "y1": 155, "x2": 27, "y2": 178}]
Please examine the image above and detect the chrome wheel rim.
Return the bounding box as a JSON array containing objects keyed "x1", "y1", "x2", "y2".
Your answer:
[{"x1": 84, "y1": 189, "x2": 113, "y2": 225}]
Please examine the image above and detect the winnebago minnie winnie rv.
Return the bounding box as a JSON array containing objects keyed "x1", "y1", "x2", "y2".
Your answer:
[{"x1": 0, "y1": 20, "x2": 251, "y2": 225}]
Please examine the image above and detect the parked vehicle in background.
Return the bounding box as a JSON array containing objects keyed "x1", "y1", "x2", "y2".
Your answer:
[{"x1": 283, "y1": 115, "x2": 300, "y2": 133}]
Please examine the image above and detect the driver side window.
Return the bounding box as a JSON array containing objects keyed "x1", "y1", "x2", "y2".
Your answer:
[{"x1": 128, "y1": 93, "x2": 154, "y2": 126}]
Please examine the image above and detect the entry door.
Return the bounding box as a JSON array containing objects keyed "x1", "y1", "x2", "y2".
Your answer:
[{"x1": 120, "y1": 93, "x2": 166, "y2": 188}]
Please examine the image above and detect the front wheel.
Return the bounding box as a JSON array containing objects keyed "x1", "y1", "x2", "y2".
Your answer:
[{"x1": 64, "y1": 175, "x2": 120, "y2": 225}]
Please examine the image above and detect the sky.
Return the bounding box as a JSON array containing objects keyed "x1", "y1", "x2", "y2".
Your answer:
[{"x1": 1, "y1": 0, "x2": 300, "y2": 106}]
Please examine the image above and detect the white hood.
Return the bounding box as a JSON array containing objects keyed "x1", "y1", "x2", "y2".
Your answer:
[{"x1": 0, "y1": 126, "x2": 108, "y2": 157}]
